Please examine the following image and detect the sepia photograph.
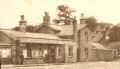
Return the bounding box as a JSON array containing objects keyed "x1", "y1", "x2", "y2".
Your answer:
[{"x1": 0, "y1": 0, "x2": 120, "y2": 69}]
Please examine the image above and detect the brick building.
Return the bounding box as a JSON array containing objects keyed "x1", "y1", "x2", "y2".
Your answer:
[
  {"x1": 0, "y1": 14, "x2": 77, "y2": 64},
  {"x1": 0, "y1": 12, "x2": 115, "y2": 64},
  {"x1": 34, "y1": 12, "x2": 115, "y2": 62}
]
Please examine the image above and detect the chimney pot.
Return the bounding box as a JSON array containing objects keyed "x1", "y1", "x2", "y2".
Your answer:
[
  {"x1": 81, "y1": 13, "x2": 84, "y2": 19},
  {"x1": 43, "y1": 11, "x2": 50, "y2": 25},
  {"x1": 19, "y1": 15, "x2": 27, "y2": 33},
  {"x1": 21, "y1": 15, "x2": 24, "y2": 20},
  {"x1": 80, "y1": 13, "x2": 85, "y2": 24}
]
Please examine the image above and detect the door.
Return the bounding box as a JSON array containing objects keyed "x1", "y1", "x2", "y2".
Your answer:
[{"x1": 49, "y1": 46, "x2": 56, "y2": 63}]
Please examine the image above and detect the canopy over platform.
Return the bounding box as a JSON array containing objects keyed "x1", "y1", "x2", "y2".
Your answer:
[
  {"x1": 19, "y1": 37, "x2": 76, "y2": 45},
  {"x1": 0, "y1": 29, "x2": 77, "y2": 45}
]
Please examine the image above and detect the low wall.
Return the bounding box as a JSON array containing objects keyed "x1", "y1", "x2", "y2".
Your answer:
[
  {"x1": 23, "y1": 58, "x2": 44, "y2": 64},
  {"x1": 1, "y1": 58, "x2": 12, "y2": 64},
  {"x1": 88, "y1": 49, "x2": 114, "y2": 61}
]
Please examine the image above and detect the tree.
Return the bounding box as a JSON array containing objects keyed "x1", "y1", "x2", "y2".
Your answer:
[
  {"x1": 108, "y1": 25, "x2": 120, "y2": 42},
  {"x1": 12, "y1": 25, "x2": 35, "y2": 32},
  {"x1": 97, "y1": 22, "x2": 113, "y2": 29},
  {"x1": 26, "y1": 25, "x2": 34, "y2": 32},
  {"x1": 85, "y1": 17, "x2": 98, "y2": 31},
  {"x1": 12, "y1": 26, "x2": 19, "y2": 31},
  {"x1": 53, "y1": 5, "x2": 76, "y2": 25}
]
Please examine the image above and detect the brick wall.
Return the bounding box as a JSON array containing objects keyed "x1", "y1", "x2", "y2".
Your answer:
[
  {"x1": 88, "y1": 49, "x2": 114, "y2": 61},
  {"x1": 65, "y1": 44, "x2": 77, "y2": 63},
  {"x1": 78, "y1": 27, "x2": 92, "y2": 61}
]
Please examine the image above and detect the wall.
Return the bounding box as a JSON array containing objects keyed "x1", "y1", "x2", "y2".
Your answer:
[
  {"x1": 65, "y1": 44, "x2": 77, "y2": 63},
  {"x1": 0, "y1": 46, "x2": 12, "y2": 64},
  {"x1": 88, "y1": 49, "x2": 114, "y2": 61},
  {"x1": 77, "y1": 27, "x2": 92, "y2": 61},
  {"x1": 77, "y1": 27, "x2": 114, "y2": 62},
  {"x1": 0, "y1": 31, "x2": 14, "y2": 44},
  {"x1": 0, "y1": 31, "x2": 17, "y2": 64},
  {"x1": 79, "y1": 27, "x2": 92, "y2": 44}
]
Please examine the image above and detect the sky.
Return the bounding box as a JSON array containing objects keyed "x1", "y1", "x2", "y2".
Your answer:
[{"x1": 0, "y1": 0, "x2": 120, "y2": 29}]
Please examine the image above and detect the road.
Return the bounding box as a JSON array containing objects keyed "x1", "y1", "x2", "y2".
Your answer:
[{"x1": 2, "y1": 62, "x2": 120, "y2": 69}]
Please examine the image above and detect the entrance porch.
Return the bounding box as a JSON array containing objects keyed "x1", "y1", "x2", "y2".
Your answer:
[
  {"x1": 19, "y1": 43, "x2": 65, "y2": 64},
  {"x1": 13, "y1": 38, "x2": 77, "y2": 64}
]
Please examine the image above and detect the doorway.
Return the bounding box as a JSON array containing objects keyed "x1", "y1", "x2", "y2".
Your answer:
[{"x1": 49, "y1": 46, "x2": 56, "y2": 63}]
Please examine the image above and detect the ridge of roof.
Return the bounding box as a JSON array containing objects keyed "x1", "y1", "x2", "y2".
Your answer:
[
  {"x1": 35, "y1": 24, "x2": 61, "y2": 32},
  {"x1": 34, "y1": 23, "x2": 87, "y2": 36}
]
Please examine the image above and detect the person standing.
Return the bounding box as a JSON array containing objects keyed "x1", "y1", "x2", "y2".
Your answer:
[
  {"x1": 20, "y1": 54, "x2": 24, "y2": 65},
  {"x1": 44, "y1": 53, "x2": 49, "y2": 64}
]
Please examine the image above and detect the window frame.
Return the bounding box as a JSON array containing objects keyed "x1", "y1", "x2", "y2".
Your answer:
[
  {"x1": 58, "y1": 47, "x2": 63, "y2": 58},
  {"x1": 0, "y1": 47, "x2": 11, "y2": 58},
  {"x1": 68, "y1": 46, "x2": 73, "y2": 58}
]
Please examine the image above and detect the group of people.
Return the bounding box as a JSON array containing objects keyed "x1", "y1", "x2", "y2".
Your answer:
[
  {"x1": 19, "y1": 53, "x2": 50, "y2": 64},
  {"x1": 19, "y1": 52, "x2": 55, "y2": 64}
]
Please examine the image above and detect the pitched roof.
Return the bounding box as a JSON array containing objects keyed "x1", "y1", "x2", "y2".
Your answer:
[
  {"x1": 34, "y1": 23, "x2": 87, "y2": 36},
  {"x1": 35, "y1": 24, "x2": 61, "y2": 32},
  {"x1": 0, "y1": 29, "x2": 77, "y2": 45},
  {"x1": 0, "y1": 29, "x2": 61, "y2": 40},
  {"x1": 49, "y1": 25, "x2": 62, "y2": 30},
  {"x1": 0, "y1": 42, "x2": 11, "y2": 46},
  {"x1": 57, "y1": 24, "x2": 87, "y2": 36},
  {"x1": 89, "y1": 43, "x2": 107, "y2": 50}
]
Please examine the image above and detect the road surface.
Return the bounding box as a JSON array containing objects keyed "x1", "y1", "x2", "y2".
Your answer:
[{"x1": 2, "y1": 61, "x2": 120, "y2": 69}]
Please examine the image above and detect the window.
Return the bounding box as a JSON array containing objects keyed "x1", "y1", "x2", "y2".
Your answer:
[
  {"x1": 85, "y1": 32, "x2": 88, "y2": 42},
  {"x1": 32, "y1": 49, "x2": 39, "y2": 58},
  {"x1": 85, "y1": 48, "x2": 88, "y2": 59},
  {"x1": 0, "y1": 48, "x2": 11, "y2": 58},
  {"x1": 68, "y1": 46, "x2": 73, "y2": 57},
  {"x1": 23, "y1": 49, "x2": 27, "y2": 58},
  {"x1": 58, "y1": 48, "x2": 62, "y2": 57}
]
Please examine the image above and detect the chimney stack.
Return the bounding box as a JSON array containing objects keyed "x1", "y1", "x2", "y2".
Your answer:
[
  {"x1": 80, "y1": 13, "x2": 85, "y2": 24},
  {"x1": 73, "y1": 16, "x2": 77, "y2": 41},
  {"x1": 19, "y1": 15, "x2": 27, "y2": 33},
  {"x1": 43, "y1": 11, "x2": 50, "y2": 25}
]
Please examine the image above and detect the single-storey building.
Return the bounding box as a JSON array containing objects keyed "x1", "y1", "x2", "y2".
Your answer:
[
  {"x1": 80, "y1": 43, "x2": 115, "y2": 62},
  {"x1": 108, "y1": 41, "x2": 120, "y2": 59}
]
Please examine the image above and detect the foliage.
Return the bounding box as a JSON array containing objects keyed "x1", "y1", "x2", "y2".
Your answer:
[
  {"x1": 108, "y1": 25, "x2": 120, "y2": 42},
  {"x1": 12, "y1": 26, "x2": 19, "y2": 31},
  {"x1": 85, "y1": 17, "x2": 98, "y2": 31},
  {"x1": 12, "y1": 25, "x2": 35, "y2": 32},
  {"x1": 53, "y1": 5, "x2": 76, "y2": 25},
  {"x1": 26, "y1": 25, "x2": 34, "y2": 32},
  {"x1": 98, "y1": 22, "x2": 113, "y2": 29}
]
